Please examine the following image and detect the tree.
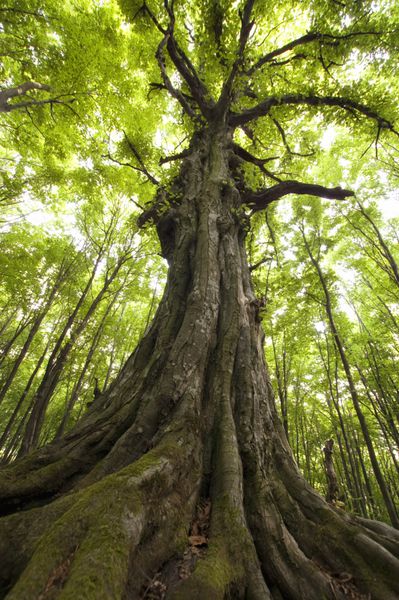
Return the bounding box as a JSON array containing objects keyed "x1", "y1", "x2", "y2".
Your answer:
[
  {"x1": 299, "y1": 216, "x2": 398, "y2": 527},
  {"x1": 1, "y1": 1, "x2": 399, "y2": 598}
]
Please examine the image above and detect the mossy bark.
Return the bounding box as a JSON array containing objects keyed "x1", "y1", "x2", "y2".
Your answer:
[{"x1": 0, "y1": 126, "x2": 398, "y2": 599}]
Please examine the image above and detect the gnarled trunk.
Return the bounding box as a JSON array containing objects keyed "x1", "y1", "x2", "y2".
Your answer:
[{"x1": 0, "y1": 127, "x2": 399, "y2": 600}]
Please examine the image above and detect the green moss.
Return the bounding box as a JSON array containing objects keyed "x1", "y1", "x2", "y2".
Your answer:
[
  {"x1": 0, "y1": 455, "x2": 73, "y2": 498},
  {"x1": 4, "y1": 433, "x2": 194, "y2": 599},
  {"x1": 212, "y1": 496, "x2": 253, "y2": 564},
  {"x1": 170, "y1": 538, "x2": 237, "y2": 600},
  {"x1": 5, "y1": 459, "x2": 147, "y2": 598},
  {"x1": 58, "y1": 518, "x2": 132, "y2": 599}
]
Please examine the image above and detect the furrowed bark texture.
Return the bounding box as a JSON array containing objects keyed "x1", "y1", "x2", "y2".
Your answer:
[{"x1": 0, "y1": 127, "x2": 398, "y2": 600}]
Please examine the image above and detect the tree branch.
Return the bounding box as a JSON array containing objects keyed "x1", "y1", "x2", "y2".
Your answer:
[
  {"x1": 143, "y1": 1, "x2": 211, "y2": 117},
  {"x1": 0, "y1": 81, "x2": 51, "y2": 112},
  {"x1": 246, "y1": 30, "x2": 381, "y2": 76},
  {"x1": 216, "y1": 0, "x2": 255, "y2": 112},
  {"x1": 249, "y1": 257, "x2": 271, "y2": 272},
  {"x1": 0, "y1": 82, "x2": 80, "y2": 118},
  {"x1": 148, "y1": 82, "x2": 194, "y2": 103},
  {"x1": 243, "y1": 180, "x2": 355, "y2": 213},
  {"x1": 165, "y1": 37, "x2": 212, "y2": 117},
  {"x1": 247, "y1": 32, "x2": 321, "y2": 74},
  {"x1": 271, "y1": 117, "x2": 315, "y2": 157},
  {"x1": 123, "y1": 131, "x2": 159, "y2": 185},
  {"x1": 265, "y1": 53, "x2": 307, "y2": 68},
  {"x1": 229, "y1": 93, "x2": 398, "y2": 135},
  {"x1": 156, "y1": 32, "x2": 197, "y2": 119},
  {"x1": 159, "y1": 148, "x2": 191, "y2": 164},
  {"x1": 162, "y1": 1, "x2": 213, "y2": 118},
  {"x1": 103, "y1": 135, "x2": 159, "y2": 187},
  {"x1": 142, "y1": 2, "x2": 167, "y2": 34},
  {"x1": 233, "y1": 143, "x2": 281, "y2": 182}
]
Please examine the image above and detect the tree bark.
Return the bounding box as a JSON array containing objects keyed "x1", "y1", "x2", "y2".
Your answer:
[
  {"x1": 0, "y1": 127, "x2": 399, "y2": 600},
  {"x1": 323, "y1": 439, "x2": 339, "y2": 503}
]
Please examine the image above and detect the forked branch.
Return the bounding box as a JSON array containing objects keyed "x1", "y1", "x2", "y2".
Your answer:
[
  {"x1": 271, "y1": 117, "x2": 315, "y2": 157},
  {"x1": 0, "y1": 82, "x2": 75, "y2": 114},
  {"x1": 217, "y1": 0, "x2": 255, "y2": 111},
  {"x1": 144, "y1": 1, "x2": 212, "y2": 117},
  {"x1": 156, "y1": 33, "x2": 197, "y2": 119},
  {"x1": 230, "y1": 93, "x2": 398, "y2": 135},
  {"x1": 233, "y1": 143, "x2": 281, "y2": 182},
  {"x1": 246, "y1": 30, "x2": 381, "y2": 76},
  {"x1": 166, "y1": 36, "x2": 212, "y2": 117}
]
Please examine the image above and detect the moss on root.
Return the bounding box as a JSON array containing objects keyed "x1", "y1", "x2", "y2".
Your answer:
[
  {"x1": 170, "y1": 538, "x2": 239, "y2": 600},
  {"x1": 3, "y1": 441, "x2": 190, "y2": 600},
  {"x1": 5, "y1": 475, "x2": 143, "y2": 599}
]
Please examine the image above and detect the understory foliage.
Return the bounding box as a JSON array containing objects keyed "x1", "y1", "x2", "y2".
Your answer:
[
  {"x1": 256, "y1": 198, "x2": 399, "y2": 522},
  {"x1": 1, "y1": 0, "x2": 399, "y2": 598}
]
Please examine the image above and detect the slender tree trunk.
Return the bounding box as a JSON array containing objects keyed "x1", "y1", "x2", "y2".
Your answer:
[
  {"x1": 335, "y1": 432, "x2": 358, "y2": 513},
  {"x1": 0, "y1": 128, "x2": 399, "y2": 599},
  {"x1": 0, "y1": 308, "x2": 18, "y2": 340},
  {"x1": 0, "y1": 273, "x2": 64, "y2": 406},
  {"x1": 18, "y1": 251, "x2": 130, "y2": 454},
  {"x1": 1, "y1": 394, "x2": 35, "y2": 463},
  {"x1": 323, "y1": 439, "x2": 339, "y2": 503},
  {"x1": 361, "y1": 349, "x2": 399, "y2": 445},
  {"x1": 0, "y1": 339, "x2": 51, "y2": 452},
  {"x1": 354, "y1": 432, "x2": 377, "y2": 512},
  {"x1": 55, "y1": 292, "x2": 120, "y2": 439},
  {"x1": 357, "y1": 367, "x2": 399, "y2": 477},
  {"x1": 301, "y1": 226, "x2": 399, "y2": 528},
  {"x1": 356, "y1": 202, "x2": 399, "y2": 286},
  {"x1": 318, "y1": 338, "x2": 365, "y2": 514},
  {"x1": 0, "y1": 314, "x2": 33, "y2": 369}
]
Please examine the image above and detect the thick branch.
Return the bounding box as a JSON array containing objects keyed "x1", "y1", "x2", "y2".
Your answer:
[
  {"x1": 143, "y1": 2, "x2": 210, "y2": 117},
  {"x1": 229, "y1": 94, "x2": 398, "y2": 134},
  {"x1": 142, "y1": 1, "x2": 167, "y2": 34},
  {"x1": 161, "y1": 2, "x2": 213, "y2": 118},
  {"x1": 0, "y1": 81, "x2": 51, "y2": 112},
  {"x1": 166, "y1": 38, "x2": 212, "y2": 117},
  {"x1": 247, "y1": 30, "x2": 381, "y2": 76},
  {"x1": 159, "y1": 148, "x2": 191, "y2": 165},
  {"x1": 216, "y1": 0, "x2": 255, "y2": 113},
  {"x1": 156, "y1": 33, "x2": 198, "y2": 119},
  {"x1": 243, "y1": 180, "x2": 355, "y2": 212}
]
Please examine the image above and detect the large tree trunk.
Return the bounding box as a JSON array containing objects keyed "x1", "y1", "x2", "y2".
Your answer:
[{"x1": 0, "y1": 127, "x2": 399, "y2": 600}]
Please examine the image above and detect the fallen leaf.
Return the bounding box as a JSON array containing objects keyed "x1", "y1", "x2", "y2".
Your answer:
[{"x1": 189, "y1": 535, "x2": 207, "y2": 546}]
